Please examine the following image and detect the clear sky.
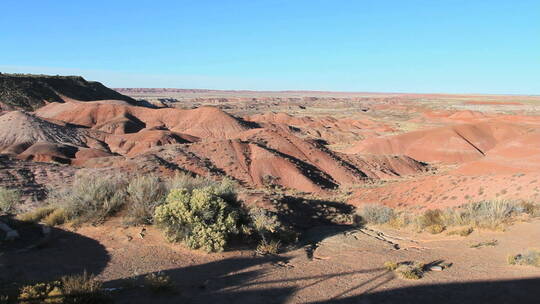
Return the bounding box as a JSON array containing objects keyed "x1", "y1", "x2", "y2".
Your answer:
[{"x1": 1, "y1": 0, "x2": 539, "y2": 94}]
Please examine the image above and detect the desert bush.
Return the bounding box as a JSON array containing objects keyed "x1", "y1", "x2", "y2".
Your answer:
[
  {"x1": 0, "y1": 187, "x2": 21, "y2": 214},
  {"x1": 17, "y1": 207, "x2": 56, "y2": 223},
  {"x1": 154, "y1": 187, "x2": 241, "y2": 252},
  {"x1": 144, "y1": 272, "x2": 174, "y2": 293},
  {"x1": 356, "y1": 204, "x2": 395, "y2": 225},
  {"x1": 51, "y1": 174, "x2": 127, "y2": 224},
  {"x1": 459, "y1": 200, "x2": 519, "y2": 229},
  {"x1": 507, "y1": 249, "x2": 540, "y2": 267},
  {"x1": 124, "y1": 175, "x2": 167, "y2": 226}
]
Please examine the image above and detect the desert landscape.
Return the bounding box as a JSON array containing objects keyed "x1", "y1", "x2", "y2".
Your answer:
[{"x1": 0, "y1": 74, "x2": 539, "y2": 303}]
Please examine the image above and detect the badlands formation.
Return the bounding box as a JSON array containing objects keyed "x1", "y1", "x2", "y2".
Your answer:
[{"x1": 1, "y1": 75, "x2": 540, "y2": 303}]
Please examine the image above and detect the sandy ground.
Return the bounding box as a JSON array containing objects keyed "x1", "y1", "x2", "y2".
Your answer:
[{"x1": 3, "y1": 217, "x2": 539, "y2": 303}]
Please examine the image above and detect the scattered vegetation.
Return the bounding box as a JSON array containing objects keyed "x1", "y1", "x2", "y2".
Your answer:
[
  {"x1": 361, "y1": 200, "x2": 539, "y2": 232},
  {"x1": 507, "y1": 249, "x2": 540, "y2": 267},
  {"x1": 17, "y1": 271, "x2": 105, "y2": 304},
  {"x1": 0, "y1": 187, "x2": 21, "y2": 215},
  {"x1": 144, "y1": 272, "x2": 174, "y2": 294}
]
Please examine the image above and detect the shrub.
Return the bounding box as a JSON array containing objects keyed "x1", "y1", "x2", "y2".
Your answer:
[
  {"x1": 460, "y1": 200, "x2": 518, "y2": 229},
  {"x1": 0, "y1": 187, "x2": 21, "y2": 214},
  {"x1": 508, "y1": 249, "x2": 540, "y2": 267},
  {"x1": 154, "y1": 187, "x2": 240, "y2": 252},
  {"x1": 51, "y1": 174, "x2": 127, "y2": 224},
  {"x1": 356, "y1": 204, "x2": 395, "y2": 225},
  {"x1": 124, "y1": 175, "x2": 167, "y2": 226},
  {"x1": 144, "y1": 272, "x2": 174, "y2": 293},
  {"x1": 18, "y1": 282, "x2": 61, "y2": 304}
]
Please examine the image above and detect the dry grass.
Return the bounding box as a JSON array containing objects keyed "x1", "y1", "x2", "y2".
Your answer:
[
  {"x1": 256, "y1": 240, "x2": 281, "y2": 255},
  {"x1": 447, "y1": 227, "x2": 474, "y2": 237},
  {"x1": 42, "y1": 208, "x2": 67, "y2": 226},
  {"x1": 355, "y1": 204, "x2": 395, "y2": 225},
  {"x1": 124, "y1": 175, "x2": 167, "y2": 226},
  {"x1": 17, "y1": 207, "x2": 55, "y2": 223},
  {"x1": 50, "y1": 174, "x2": 127, "y2": 225},
  {"x1": 470, "y1": 239, "x2": 498, "y2": 248},
  {"x1": 17, "y1": 271, "x2": 104, "y2": 304}
]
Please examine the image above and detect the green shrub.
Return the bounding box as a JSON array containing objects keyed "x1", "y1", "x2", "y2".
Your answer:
[
  {"x1": 356, "y1": 204, "x2": 395, "y2": 225},
  {"x1": 124, "y1": 175, "x2": 167, "y2": 226},
  {"x1": 0, "y1": 187, "x2": 21, "y2": 214},
  {"x1": 154, "y1": 187, "x2": 240, "y2": 252},
  {"x1": 51, "y1": 174, "x2": 127, "y2": 224}
]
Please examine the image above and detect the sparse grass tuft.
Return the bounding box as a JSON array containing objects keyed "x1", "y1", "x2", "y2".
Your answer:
[
  {"x1": 447, "y1": 227, "x2": 474, "y2": 237},
  {"x1": 18, "y1": 271, "x2": 104, "y2": 304},
  {"x1": 256, "y1": 239, "x2": 281, "y2": 255},
  {"x1": 17, "y1": 207, "x2": 55, "y2": 223},
  {"x1": 383, "y1": 261, "x2": 399, "y2": 271},
  {"x1": 60, "y1": 271, "x2": 104, "y2": 303},
  {"x1": 42, "y1": 208, "x2": 67, "y2": 226},
  {"x1": 470, "y1": 239, "x2": 498, "y2": 248},
  {"x1": 144, "y1": 272, "x2": 174, "y2": 293},
  {"x1": 394, "y1": 263, "x2": 425, "y2": 280},
  {"x1": 507, "y1": 249, "x2": 540, "y2": 267},
  {"x1": 0, "y1": 187, "x2": 21, "y2": 214},
  {"x1": 426, "y1": 224, "x2": 445, "y2": 234}
]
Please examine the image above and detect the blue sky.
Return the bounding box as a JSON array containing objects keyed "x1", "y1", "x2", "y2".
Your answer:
[{"x1": 1, "y1": 0, "x2": 539, "y2": 94}]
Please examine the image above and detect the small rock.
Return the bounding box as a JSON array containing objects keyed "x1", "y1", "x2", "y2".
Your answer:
[{"x1": 429, "y1": 265, "x2": 444, "y2": 272}]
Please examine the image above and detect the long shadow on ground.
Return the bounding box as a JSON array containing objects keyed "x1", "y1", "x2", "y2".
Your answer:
[
  {"x1": 0, "y1": 218, "x2": 110, "y2": 290},
  {"x1": 311, "y1": 278, "x2": 540, "y2": 304}
]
